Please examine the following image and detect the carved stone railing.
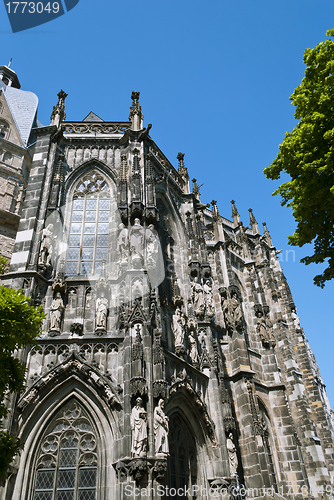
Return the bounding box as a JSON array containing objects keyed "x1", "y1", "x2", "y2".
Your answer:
[{"x1": 62, "y1": 122, "x2": 130, "y2": 135}]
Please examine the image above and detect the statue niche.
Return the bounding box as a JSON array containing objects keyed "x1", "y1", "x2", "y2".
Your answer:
[{"x1": 219, "y1": 285, "x2": 244, "y2": 336}]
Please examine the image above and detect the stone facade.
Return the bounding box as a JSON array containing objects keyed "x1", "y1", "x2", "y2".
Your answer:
[{"x1": 0, "y1": 73, "x2": 333, "y2": 500}]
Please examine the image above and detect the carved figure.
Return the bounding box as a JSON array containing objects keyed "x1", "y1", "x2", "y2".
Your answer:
[
  {"x1": 146, "y1": 224, "x2": 159, "y2": 266},
  {"x1": 130, "y1": 397, "x2": 147, "y2": 457},
  {"x1": 130, "y1": 218, "x2": 144, "y2": 261},
  {"x1": 226, "y1": 433, "x2": 238, "y2": 476},
  {"x1": 154, "y1": 399, "x2": 169, "y2": 456},
  {"x1": 255, "y1": 309, "x2": 268, "y2": 342},
  {"x1": 117, "y1": 223, "x2": 129, "y2": 262},
  {"x1": 39, "y1": 223, "x2": 55, "y2": 266},
  {"x1": 188, "y1": 331, "x2": 199, "y2": 365},
  {"x1": 49, "y1": 292, "x2": 64, "y2": 331},
  {"x1": 222, "y1": 290, "x2": 243, "y2": 335},
  {"x1": 203, "y1": 280, "x2": 214, "y2": 318},
  {"x1": 191, "y1": 277, "x2": 205, "y2": 318},
  {"x1": 172, "y1": 307, "x2": 186, "y2": 347},
  {"x1": 96, "y1": 292, "x2": 108, "y2": 329}
]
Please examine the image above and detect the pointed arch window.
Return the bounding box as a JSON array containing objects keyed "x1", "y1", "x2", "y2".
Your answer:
[
  {"x1": 168, "y1": 414, "x2": 197, "y2": 499},
  {"x1": 66, "y1": 172, "x2": 111, "y2": 276},
  {"x1": 32, "y1": 400, "x2": 97, "y2": 500}
]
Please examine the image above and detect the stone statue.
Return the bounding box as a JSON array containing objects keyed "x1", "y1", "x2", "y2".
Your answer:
[
  {"x1": 255, "y1": 309, "x2": 268, "y2": 342},
  {"x1": 226, "y1": 433, "x2": 238, "y2": 476},
  {"x1": 154, "y1": 399, "x2": 169, "y2": 456},
  {"x1": 203, "y1": 280, "x2": 214, "y2": 318},
  {"x1": 116, "y1": 223, "x2": 129, "y2": 262},
  {"x1": 222, "y1": 290, "x2": 243, "y2": 335},
  {"x1": 129, "y1": 218, "x2": 144, "y2": 266},
  {"x1": 130, "y1": 397, "x2": 147, "y2": 457},
  {"x1": 146, "y1": 224, "x2": 159, "y2": 267},
  {"x1": 172, "y1": 307, "x2": 186, "y2": 348},
  {"x1": 49, "y1": 292, "x2": 64, "y2": 332},
  {"x1": 188, "y1": 331, "x2": 199, "y2": 365},
  {"x1": 39, "y1": 223, "x2": 55, "y2": 267},
  {"x1": 191, "y1": 277, "x2": 205, "y2": 318},
  {"x1": 96, "y1": 292, "x2": 108, "y2": 329}
]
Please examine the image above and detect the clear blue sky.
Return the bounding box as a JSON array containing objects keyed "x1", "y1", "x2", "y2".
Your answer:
[{"x1": 1, "y1": 0, "x2": 333, "y2": 405}]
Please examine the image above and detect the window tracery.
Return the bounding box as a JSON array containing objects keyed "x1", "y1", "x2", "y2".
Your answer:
[
  {"x1": 33, "y1": 400, "x2": 97, "y2": 500},
  {"x1": 66, "y1": 171, "x2": 111, "y2": 276}
]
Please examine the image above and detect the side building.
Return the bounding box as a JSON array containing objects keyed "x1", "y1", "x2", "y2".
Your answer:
[{"x1": 1, "y1": 72, "x2": 333, "y2": 500}]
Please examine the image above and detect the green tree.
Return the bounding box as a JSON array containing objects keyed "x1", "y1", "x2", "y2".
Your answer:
[
  {"x1": 0, "y1": 285, "x2": 45, "y2": 480},
  {"x1": 264, "y1": 28, "x2": 334, "y2": 287},
  {"x1": 0, "y1": 256, "x2": 8, "y2": 274}
]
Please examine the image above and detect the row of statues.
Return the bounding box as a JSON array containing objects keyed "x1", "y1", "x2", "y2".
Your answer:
[
  {"x1": 130, "y1": 398, "x2": 238, "y2": 477},
  {"x1": 130, "y1": 398, "x2": 169, "y2": 457},
  {"x1": 172, "y1": 307, "x2": 199, "y2": 363},
  {"x1": 117, "y1": 219, "x2": 160, "y2": 267},
  {"x1": 191, "y1": 277, "x2": 214, "y2": 320}
]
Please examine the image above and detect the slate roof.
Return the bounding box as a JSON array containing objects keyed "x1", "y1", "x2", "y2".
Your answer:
[{"x1": 0, "y1": 79, "x2": 38, "y2": 146}]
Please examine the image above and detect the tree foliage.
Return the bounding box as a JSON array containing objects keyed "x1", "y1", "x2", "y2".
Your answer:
[
  {"x1": 264, "y1": 29, "x2": 334, "y2": 287},
  {"x1": 0, "y1": 285, "x2": 45, "y2": 480}
]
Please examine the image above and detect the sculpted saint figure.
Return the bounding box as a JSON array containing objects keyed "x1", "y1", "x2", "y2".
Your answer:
[
  {"x1": 191, "y1": 277, "x2": 205, "y2": 318},
  {"x1": 39, "y1": 223, "x2": 54, "y2": 266},
  {"x1": 154, "y1": 399, "x2": 169, "y2": 456},
  {"x1": 146, "y1": 224, "x2": 159, "y2": 266},
  {"x1": 49, "y1": 292, "x2": 64, "y2": 331},
  {"x1": 96, "y1": 292, "x2": 108, "y2": 329},
  {"x1": 188, "y1": 331, "x2": 199, "y2": 365},
  {"x1": 172, "y1": 307, "x2": 186, "y2": 348},
  {"x1": 203, "y1": 280, "x2": 214, "y2": 318},
  {"x1": 222, "y1": 290, "x2": 243, "y2": 335},
  {"x1": 130, "y1": 397, "x2": 147, "y2": 457},
  {"x1": 116, "y1": 223, "x2": 129, "y2": 262},
  {"x1": 226, "y1": 433, "x2": 238, "y2": 477},
  {"x1": 129, "y1": 218, "x2": 144, "y2": 261}
]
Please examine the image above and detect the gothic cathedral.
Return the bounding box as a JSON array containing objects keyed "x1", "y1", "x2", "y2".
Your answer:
[{"x1": 0, "y1": 64, "x2": 333, "y2": 500}]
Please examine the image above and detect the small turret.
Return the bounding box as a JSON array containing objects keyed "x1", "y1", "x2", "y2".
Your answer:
[
  {"x1": 50, "y1": 90, "x2": 68, "y2": 127},
  {"x1": 231, "y1": 200, "x2": 241, "y2": 226},
  {"x1": 248, "y1": 208, "x2": 260, "y2": 235},
  {"x1": 129, "y1": 91, "x2": 143, "y2": 131},
  {"x1": 0, "y1": 60, "x2": 21, "y2": 89}
]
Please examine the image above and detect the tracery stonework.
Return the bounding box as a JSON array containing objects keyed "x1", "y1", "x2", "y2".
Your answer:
[{"x1": 1, "y1": 83, "x2": 333, "y2": 500}]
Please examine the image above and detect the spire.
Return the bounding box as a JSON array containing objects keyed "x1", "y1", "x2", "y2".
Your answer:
[
  {"x1": 50, "y1": 90, "x2": 68, "y2": 127},
  {"x1": 262, "y1": 222, "x2": 273, "y2": 247},
  {"x1": 129, "y1": 91, "x2": 143, "y2": 131},
  {"x1": 231, "y1": 200, "x2": 241, "y2": 226},
  {"x1": 248, "y1": 208, "x2": 260, "y2": 235}
]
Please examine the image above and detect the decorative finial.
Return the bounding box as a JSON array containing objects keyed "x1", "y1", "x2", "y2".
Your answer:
[
  {"x1": 231, "y1": 200, "x2": 241, "y2": 226},
  {"x1": 248, "y1": 208, "x2": 259, "y2": 235},
  {"x1": 211, "y1": 200, "x2": 219, "y2": 222},
  {"x1": 262, "y1": 222, "x2": 273, "y2": 247},
  {"x1": 177, "y1": 152, "x2": 188, "y2": 178},
  {"x1": 129, "y1": 90, "x2": 143, "y2": 131},
  {"x1": 50, "y1": 89, "x2": 68, "y2": 127}
]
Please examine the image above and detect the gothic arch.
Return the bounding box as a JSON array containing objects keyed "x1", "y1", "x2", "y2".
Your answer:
[{"x1": 13, "y1": 377, "x2": 120, "y2": 500}]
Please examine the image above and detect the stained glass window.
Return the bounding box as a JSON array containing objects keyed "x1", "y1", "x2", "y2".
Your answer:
[
  {"x1": 33, "y1": 401, "x2": 97, "y2": 500},
  {"x1": 66, "y1": 172, "x2": 110, "y2": 276}
]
